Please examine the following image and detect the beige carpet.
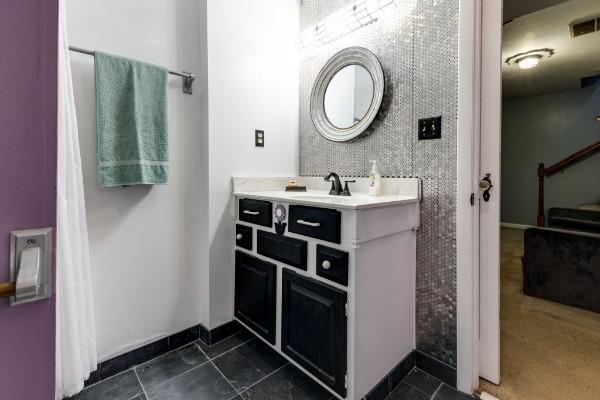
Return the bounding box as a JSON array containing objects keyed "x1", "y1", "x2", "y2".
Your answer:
[{"x1": 479, "y1": 228, "x2": 600, "y2": 400}]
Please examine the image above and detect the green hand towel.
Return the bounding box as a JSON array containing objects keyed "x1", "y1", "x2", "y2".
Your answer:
[{"x1": 95, "y1": 51, "x2": 169, "y2": 187}]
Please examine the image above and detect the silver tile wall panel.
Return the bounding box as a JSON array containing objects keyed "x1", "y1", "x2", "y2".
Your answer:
[{"x1": 298, "y1": 0, "x2": 459, "y2": 366}]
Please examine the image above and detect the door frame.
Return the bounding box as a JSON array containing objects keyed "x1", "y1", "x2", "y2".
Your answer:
[
  {"x1": 478, "y1": 0, "x2": 503, "y2": 386},
  {"x1": 456, "y1": 0, "x2": 503, "y2": 393}
]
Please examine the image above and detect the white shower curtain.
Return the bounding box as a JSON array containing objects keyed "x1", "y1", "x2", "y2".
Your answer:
[{"x1": 55, "y1": 0, "x2": 98, "y2": 398}]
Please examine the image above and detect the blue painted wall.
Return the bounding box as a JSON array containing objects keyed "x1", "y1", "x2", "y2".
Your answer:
[{"x1": 502, "y1": 86, "x2": 600, "y2": 225}]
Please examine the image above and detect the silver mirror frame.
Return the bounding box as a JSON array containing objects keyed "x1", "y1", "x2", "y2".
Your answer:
[{"x1": 311, "y1": 47, "x2": 384, "y2": 142}]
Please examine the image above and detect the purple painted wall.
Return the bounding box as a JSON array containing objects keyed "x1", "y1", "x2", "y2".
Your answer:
[{"x1": 0, "y1": 0, "x2": 59, "y2": 399}]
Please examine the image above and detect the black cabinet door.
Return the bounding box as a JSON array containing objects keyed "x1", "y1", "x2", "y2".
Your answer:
[
  {"x1": 235, "y1": 251, "x2": 276, "y2": 344},
  {"x1": 281, "y1": 270, "x2": 347, "y2": 397}
]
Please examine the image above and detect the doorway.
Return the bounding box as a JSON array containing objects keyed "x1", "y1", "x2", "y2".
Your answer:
[{"x1": 479, "y1": 0, "x2": 600, "y2": 399}]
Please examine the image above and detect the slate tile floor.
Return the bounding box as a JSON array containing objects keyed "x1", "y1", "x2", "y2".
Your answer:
[{"x1": 69, "y1": 331, "x2": 474, "y2": 400}]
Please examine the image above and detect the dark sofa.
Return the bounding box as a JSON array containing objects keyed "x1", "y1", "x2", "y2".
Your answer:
[{"x1": 523, "y1": 227, "x2": 600, "y2": 313}]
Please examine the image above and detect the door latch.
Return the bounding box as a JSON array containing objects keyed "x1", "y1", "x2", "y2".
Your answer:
[
  {"x1": 479, "y1": 173, "x2": 493, "y2": 202},
  {"x1": 8, "y1": 228, "x2": 53, "y2": 306}
]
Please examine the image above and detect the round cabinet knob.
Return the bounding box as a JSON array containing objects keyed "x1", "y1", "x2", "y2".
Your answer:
[
  {"x1": 236, "y1": 234, "x2": 243, "y2": 240},
  {"x1": 321, "y1": 260, "x2": 332, "y2": 270}
]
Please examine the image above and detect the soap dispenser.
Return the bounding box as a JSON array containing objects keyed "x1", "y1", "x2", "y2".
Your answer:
[{"x1": 368, "y1": 160, "x2": 382, "y2": 196}]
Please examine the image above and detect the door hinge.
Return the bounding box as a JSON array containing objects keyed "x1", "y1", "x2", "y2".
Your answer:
[
  {"x1": 470, "y1": 193, "x2": 475, "y2": 206},
  {"x1": 344, "y1": 373, "x2": 348, "y2": 389},
  {"x1": 345, "y1": 303, "x2": 348, "y2": 317}
]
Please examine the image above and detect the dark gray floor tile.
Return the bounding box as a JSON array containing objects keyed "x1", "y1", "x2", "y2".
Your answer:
[
  {"x1": 68, "y1": 370, "x2": 143, "y2": 400},
  {"x1": 135, "y1": 343, "x2": 208, "y2": 389},
  {"x1": 432, "y1": 384, "x2": 475, "y2": 400},
  {"x1": 197, "y1": 330, "x2": 254, "y2": 359},
  {"x1": 387, "y1": 382, "x2": 430, "y2": 400},
  {"x1": 213, "y1": 339, "x2": 287, "y2": 391},
  {"x1": 238, "y1": 364, "x2": 332, "y2": 400},
  {"x1": 403, "y1": 368, "x2": 442, "y2": 396},
  {"x1": 146, "y1": 362, "x2": 237, "y2": 400}
]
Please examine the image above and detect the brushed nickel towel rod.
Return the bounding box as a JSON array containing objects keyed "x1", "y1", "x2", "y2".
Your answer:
[{"x1": 69, "y1": 46, "x2": 196, "y2": 94}]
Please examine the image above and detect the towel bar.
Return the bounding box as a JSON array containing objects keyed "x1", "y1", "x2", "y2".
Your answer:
[{"x1": 69, "y1": 46, "x2": 196, "y2": 94}]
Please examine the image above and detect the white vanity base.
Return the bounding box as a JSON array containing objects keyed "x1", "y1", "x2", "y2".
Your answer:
[{"x1": 232, "y1": 177, "x2": 420, "y2": 400}]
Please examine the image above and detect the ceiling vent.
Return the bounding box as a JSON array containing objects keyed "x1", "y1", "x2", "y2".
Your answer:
[{"x1": 570, "y1": 17, "x2": 600, "y2": 37}]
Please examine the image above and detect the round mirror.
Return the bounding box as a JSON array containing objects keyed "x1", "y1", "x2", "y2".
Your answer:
[
  {"x1": 311, "y1": 47, "x2": 384, "y2": 142},
  {"x1": 324, "y1": 65, "x2": 375, "y2": 129}
]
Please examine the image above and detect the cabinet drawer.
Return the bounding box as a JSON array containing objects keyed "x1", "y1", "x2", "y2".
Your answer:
[
  {"x1": 282, "y1": 270, "x2": 347, "y2": 397},
  {"x1": 257, "y1": 230, "x2": 307, "y2": 270},
  {"x1": 236, "y1": 224, "x2": 252, "y2": 250},
  {"x1": 288, "y1": 205, "x2": 341, "y2": 244},
  {"x1": 235, "y1": 251, "x2": 276, "y2": 344},
  {"x1": 239, "y1": 198, "x2": 272, "y2": 227},
  {"x1": 316, "y1": 245, "x2": 349, "y2": 286}
]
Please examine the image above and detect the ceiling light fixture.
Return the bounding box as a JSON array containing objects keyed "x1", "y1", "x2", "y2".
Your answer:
[
  {"x1": 506, "y1": 48, "x2": 555, "y2": 70},
  {"x1": 595, "y1": 114, "x2": 600, "y2": 122},
  {"x1": 296, "y1": 0, "x2": 398, "y2": 50},
  {"x1": 516, "y1": 55, "x2": 542, "y2": 70}
]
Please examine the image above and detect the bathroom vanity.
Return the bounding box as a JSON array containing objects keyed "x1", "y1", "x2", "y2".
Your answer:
[{"x1": 231, "y1": 177, "x2": 420, "y2": 400}]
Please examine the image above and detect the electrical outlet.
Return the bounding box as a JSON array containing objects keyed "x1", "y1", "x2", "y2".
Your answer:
[
  {"x1": 255, "y1": 130, "x2": 264, "y2": 147},
  {"x1": 418, "y1": 116, "x2": 442, "y2": 140}
]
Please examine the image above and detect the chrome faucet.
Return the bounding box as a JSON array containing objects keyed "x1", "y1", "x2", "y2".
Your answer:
[{"x1": 324, "y1": 172, "x2": 343, "y2": 195}]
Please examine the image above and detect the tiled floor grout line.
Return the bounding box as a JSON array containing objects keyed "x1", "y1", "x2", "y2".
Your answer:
[
  {"x1": 76, "y1": 367, "x2": 136, "y2": 393},
  {"x1": 402, "y1": 379, "x2": 441, "y2": 399},
  {"x1": 205, "y1": 337, "x2": 256, "y2": 360},
  {"x1": 233, "y1": 362, "x2": 290, "y2": 398},
  {"x1": 81, "y1": 336, "x2": 211, "y2": 395},
  {"x1": 209, "y1": 358, "x2": 243, "y2": 399},
  {"x1": 125, "y1": 391, "x2": 144, "y2": 400},
  {"x1": 134, "y1": 344, "x2": 213, "y2": 394},
  {"x1": 430, "y1": 382, "x2": 444, "y2": 399},
  {"x1": 132, "y1": 367, "x2": 147, "y2": 399},
  {"x1": 105, "y1": 334, "x2": 251, "y2": 397}
]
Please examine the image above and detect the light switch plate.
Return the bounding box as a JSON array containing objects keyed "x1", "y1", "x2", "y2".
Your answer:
[{"x1": 418, "y1": 116, "x2": 442, "y2": 140}]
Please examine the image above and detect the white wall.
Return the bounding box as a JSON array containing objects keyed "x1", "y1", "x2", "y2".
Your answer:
[
  {"x1": 206, "y1": 0, "x2": 299, "y2": 328},
  {"x1": 68, "y1": 0, "x2": 209, "y2": 361}
]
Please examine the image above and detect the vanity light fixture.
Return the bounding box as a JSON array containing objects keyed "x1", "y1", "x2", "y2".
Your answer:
[
  {"x1": 296, "y1": 0, "x2": 398, "y2": 50},
  {"x1": 505, "y1": 48, "x2": 555, "y2": 70}
]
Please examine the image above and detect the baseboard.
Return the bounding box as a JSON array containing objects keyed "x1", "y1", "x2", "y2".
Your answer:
[
  {"x1": 361, "y1": 349, "x2": 458, "y2": 399},
  {"x1": 364, "y1": 351, "x2": 416, "y2": 400},
  {"x1": 501, "y1": 222, "x2": 532, "y2": 230},
  {"x1": 415, "y1": 350, "x2": 457, "y2": 387},
  {"x1": 84, "y1": 320, "x2": 242, "y2": 387},
  {"x1": 206, "y1": 320, "x2": 244, "y2": 345}
]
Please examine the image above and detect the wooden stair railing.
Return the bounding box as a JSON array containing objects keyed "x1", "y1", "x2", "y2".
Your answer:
[{"x1": 537, "y1": 139, "x2": 600, "y2": 226}]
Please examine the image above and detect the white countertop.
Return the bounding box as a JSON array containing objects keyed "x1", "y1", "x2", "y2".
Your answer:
[{"x1": 233, "y1": 190, "x2": 419, "y2": 210}]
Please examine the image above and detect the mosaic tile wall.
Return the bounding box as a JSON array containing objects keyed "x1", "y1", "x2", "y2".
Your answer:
[{"x1": 298, "y1": 0, "x2": 459, "y2": 367}]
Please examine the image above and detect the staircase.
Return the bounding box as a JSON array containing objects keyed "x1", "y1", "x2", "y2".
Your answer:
[{"x1": 537, "y1": 138, "x2": 600, "y2": 226}]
